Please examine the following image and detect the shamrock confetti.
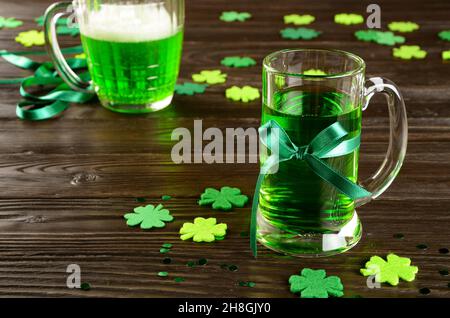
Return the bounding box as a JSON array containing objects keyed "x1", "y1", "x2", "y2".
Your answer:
[
  {"x1": 124, "y1": 204, "x2": 173, "y2": 229},
  {"x1": 375, "y1": 31, "x2": 405, "y2": 46},
  {"x1": 393, "y1": 45, "x2": 427, "y2": 60},
  {"x1": 284, "y1": 14, "x2": 315, "y2": 25},
  {"x1": 388, "y1": 21, "x2": 419, "y2": 33},
  {"x1": 280, "y1": 27, "x2": 321, "y2": 40},
  {"x1": 303, "y1": 69, "x2": 326, "y2": 76},
  {"x1": 221, "y1": 56, "x2": 256, "y2": 68},
  {"x1": 74, "y1": 53, "x2": 86, "y2": 59},
  {"x1": 334, "y1": 13, "x2": 364, "y2": 25},
  {"x1": 438, "y1": 30, "x2": 450, "y2": 42},
  {"x1": 354, "y1": 29, "x2": 380, "y2": 42},
  {"x1": 15, "y1": 30, "x2": 45, "y2": 47},
  {"x1": 220, "y1": 11, "x2": 251, "y2": 22},
  {"x1": 360, "y1": 253, "x2": 419, "y2": 286},
  {"x1": 443, "y1": 50, "x2": 450, "y2": 61},
  {"x1": 35, "y1": 15, "x2": 69, "y2": 26},
  {"x1": 179, "y1": 217, "x2": 227, "y2": 242},
  {"x1": 198, "y1": 186, "x2": 249, "y2": 211},
  {"x1": 57, "y1": 25, "x2": 80, "y2": 37},
  {"x1": 226, "y1": 86, "x2": 260, "y2": 103},
  {"x1": 192, "y1": 70, "x2": 227, "y2": 85},
  {"x1": 175, "y1": 82, "x2": 208, "y2": 95},
  {"x1": 0, "y1": 17, "x2": 23, "y2": 29},
  {"x1": 289, "y1": 268, "x2": 344, "y2": 298}
]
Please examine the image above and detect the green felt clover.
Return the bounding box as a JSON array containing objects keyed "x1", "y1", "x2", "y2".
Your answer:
[
  {"x1": 334, "y1": 13, "x2": 364, "y2": 25},
  {"x1": 303, "y1": 69, "x2": 326, "y2": 76},
  {"x1": 175, "y1": 82, "x2": 208, "y2": 95},
  {"x1": 393, "y1": 45, "x2": 427, "y2": 60},
  {"x1": 443, "y1": 50, "x2": 450, "y2": 61},
  {"x1": 284, "y1": 14, "x2": 315, "y2": 26},
  {"x1": 198, "y1": 186, "x2": 249, "y2": 211},
  {"x1": 15, "y1": 30, "x2": 45, "y2": 47},
  {"x1": 226, "y1": 86, "x2": 260, "y2": 103},
  {"x1": 280, "y1": 27, "x2": 321, "y2": 40},
  {"x1": 221, "y1": 56, "x2": 256, "y2": 68},
  {"x1": 375, "y1": 31, "x2": 405, "y2": 46},
  {"x1": 289, "y1": 268, "x2": 344, "y2": 298},
  {"x1": 438, "y1": 30, "x2": 450, "y2": 42},
  {"x1": 124, "y1": 204, "x2": 174, "y2": 229},
  {"x1": 57, "y1": 25, "x2": 80, "y2": 37},
  {"x1": 179, "y1": 217, "x2": 227, "y2": 242},
  {"x1": 360, "y1": 253, "x2": 419, "y2": 286},
  {"x1": 35, "y1": 15, "x2": 69, "y2": 27},
  {"x1": 388, "y1": 21, "x2": 419, "y2": 33},
  {"x1": 220, "y1": 11, "x2": 251, "y2": 22},
  {"x1": 192, "y1": 70, "x2": 227, "y2": 84},
  {"x1": 354, "y1": 29, "x2": 380, "y2": 42},
  {"x1": 0, "y1": 17, "x2": 23, "y2": 29}
]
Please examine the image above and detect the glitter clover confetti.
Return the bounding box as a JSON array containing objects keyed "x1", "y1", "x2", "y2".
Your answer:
[
  {"x1": 375, "y1": 31, "x2": 405, "y2": 46},
  {"x1": 283, "y1": 14, "x2": 315, "y2": 25},
  {"x1": 221, "y1": 56, "x2": 256, "y2": 68},
  {"x1": 334, "y1": 13, "x2": 364, "y2": 25},
  {"x1": 360, "y1": 253, "x2": 419, "y2": 286},
  {"x1": 443, "y1": 50, "x2": 450, "y2": 60},
  {"x1": 56, "y1": 25, "x2": 80, "y2": 37},
  {"x1": 220, "y1": 11, "x2": 251, "y2": 22},
  {"x1": 0, "y1": 17, "x2": 23, "y2": 29},
  {"x1": 74, "y1": 53, "x2": 86, "y2": 59},
  {"x1": 15, "y1": 30, "x2": 45, "y2": 47},
  {"x1": 393, "y1": 45, "x2": 427, "y2": 60},
  {"x1": 175, "y1": 82, "x2": 208, "y2": 95},
  {"x1": 179, "y1": 217, "x2": 227, "y2": 242},
  {"x1": 225, "y1": 86, "x2": 260, "y2": 103},
  {"x1": 192, "y1": 70, "x2": 227, "y2": 85},
  {"x1": 280, "y1": 27, "x2": 321, "y2": 40},
  {"x1": 124, "y1": 204, "x2": 173, "y2": 229},
  {"x1": 289, "y1": 268, "x2": 344, "y2": 298},
  {"x1": 438, "y1": 30, "x2": 450, "y2": 42},
  {"x1": 388, "y1": 21, "x2": 419, "y2": 33},
  {"x1": 303, "y1": 69, "x2": 326, "y2": 76},
  {"x1": 198, "y1": 186, "x2": 249, "y2": 211}
]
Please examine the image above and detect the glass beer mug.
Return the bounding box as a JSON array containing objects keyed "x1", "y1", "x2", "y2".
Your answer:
[
  {"x1": 253, "y1": 49, "x2": 407, "y2": 257},
  {"x1": 44, "y1": 0, "x2": 184, "y2": 113}
]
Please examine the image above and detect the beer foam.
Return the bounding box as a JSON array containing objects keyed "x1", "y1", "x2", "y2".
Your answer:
[{"x1": 80, "y1": 4, "x2": 178, "y2": 42}]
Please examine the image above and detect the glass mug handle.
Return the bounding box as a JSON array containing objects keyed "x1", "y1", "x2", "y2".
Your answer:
[
  {"x1": 356, "y1": 77, "x2": 408, "y2": 206},
  {"x1": 44, "y1": 2, "x2": 93, "y2": 93}
]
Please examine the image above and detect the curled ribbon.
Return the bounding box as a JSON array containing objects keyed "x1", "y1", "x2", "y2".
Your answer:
[{"x1": 250, "y1": 119, "x2": 371, "y2": 257}]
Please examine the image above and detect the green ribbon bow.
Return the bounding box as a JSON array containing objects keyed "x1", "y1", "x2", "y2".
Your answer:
[{"x1": 250, "y1": 120, "x2": 371, "y2": 256}]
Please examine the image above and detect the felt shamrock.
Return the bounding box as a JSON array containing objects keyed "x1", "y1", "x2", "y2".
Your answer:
[
  {"x1": 375, "y1": 31, "x2": 405, "y2": 46},
  {"x1": 74, "y1": 53, "x2": 86, "y2": 59},
  {"x1": 0, "y1": 17, "x2": 23, "y2": 29},
  {"x1": 303, "y1": 69, "x2": 326, "y2": 76},
  {"x1": 220, "y1": 11, "x2": 251, "y2": 22},
  {"x1": 360, "y1": 253, "x2": 419, "y2": 286},
  {"x1": 192, "y1": 70, "x2": 227, "y2": 84},
  {"x1": 443, "y1": 50, "x2": 450, "y2": 61},
  {"x1": 179, "y1": 217, "x2": 227, "y2": 242},
  {"x1": 15, "y1": 30, "x2": 45, "y2": 47},
  {"x1": 124, "y1": 204, "x2": 174, "y2": 229},
  {"x1": 175, "y1": 82, "x2": 208, "y2": 95},
  {"x1": 284, "y1": 14, "x2": 315, "y2": 26},
  {"x1": 57, "y1": 25, "x2": 80, "y2": 37},
  {"x1": 280, "y1": 27, "x2": 321, "y2": 40},
  {"x1": 393, "y1": 45, "x2": 427, "y2": 60},
  {"x1": 438, "y1": 30, "x2": 450, "y2": 42},
  {"x1": 226, "y1": 86, "x2": 260, "y2": 103},
  {"x1": 198, "y1": 186, "x2": 248, "y2": 211},
  {"x1": 354, "y1": 29, "x2": 380, "y2": 42},
  {"x1": 35, "y1": 15, "x2": 69, "y2": 26},
  {"x1": 334, "y1": 13, "x2": 364, "y2": 25},
  {"x1": 221, "y1": 56, "x2": 256, "y2": 68},
  {"x1": 388, "y1": 21, "x2": 419, "y2": 33},
  {"x1": 289, "y1": 268, "x2": 344, "y2": 298}
]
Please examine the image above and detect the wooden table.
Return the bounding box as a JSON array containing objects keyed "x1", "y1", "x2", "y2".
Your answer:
[{"x1": 0, "y1": 0, "x2": 449, "y2": 298}]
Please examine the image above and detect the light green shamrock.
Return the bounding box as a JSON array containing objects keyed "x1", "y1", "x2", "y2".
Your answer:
[
  {"x1": 361, "y1": 253, "x2": 419, "y2": 286},
  {"x1": 284, "y1": 14, "x2": 315, "y2": 25},
  {"x1": 221, "y1": 56, "x2": 256, "y2": 68},
  {"x1": 289, "y1": 268, "x2": 344, "y2": 298},
  {"x1": 0, "y1": 17, "x2": 23, "y2": 29},
  {"x1": 303, "y1": 69, "x2": 326, "y2": 76},
  {"x1": 179, "y1": 217, "x2": 227, "y2": 242},
  {"x1": 124, "y1": 204, "x2": 174, "y2": 229},
  {"x1": 443, "y1": 50, "x2": 450, "y2": 60},
  {"x1": 388, "y1": 21, "x2": 419, "y2": 33},
  {"x1": 198, "y1": 186, "x2": 249, "y2": 211},
  {"x1": 192, "y1": 70, "x2": 227, "y2": 84},
  {"x1": 375, "y1": 31, "x2": 405, "y2": 46},
  {"x1": 220, "y1": 11, "x2": 251, "y2": 22},
  {"x1": 334, "y1": 13, "x2": 364, "y2": 25},
  {"x1": 74, "y1": 53, "x2": 86, "y2": 59},
  {"x1": 15, "y1": 30, "x2": 45, "y2": 47},
  {"x1": 226, "y1": 86, "x2": 260, "y2": 103},
  {"x1": 393, "y1": 45, "x2": 427, "y2": 60}
]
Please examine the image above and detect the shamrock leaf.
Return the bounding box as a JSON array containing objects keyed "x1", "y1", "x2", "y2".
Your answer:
[
  {"x1": 334, "y1": 13, "x2": 364, "y2": 25},
  {"x1": 0, "y1": 17, "x2": 23, "y2": 29},
  {"x1": 198, "y1": 186, "x2": 249, "y2": 211},
  {"x1": 15, "y1": 30, "x2": 45, "y2": 47},
  {"x1": 179, "y1": 217, "x2": 227, "y2": 242},
  {"x1": 284, "y1": 14, "x2": 315, "y2": 26},
  {"x1": 220, "y1": 11, "x2": 251, "y2": 22},
  {"x1": 388, "y1": 21, "x2": 419, "y2": 33},
  {"x1": 303, "y1": 69, "x2": 326, "y2": 76},
  {"x1": 280, "y1": 27, "x2": 321, "y2": 40},
  {"x1": 57, "y1": 25, "x2": 80, "y2": 37},
  {"x1": 175, "y1": 82, "x2": 207, "y2": 95},
  {"x1": 360, "y1": 253, "x2": 419, "y2": 286},
  {"x1": 192, "y1": 70, "x2": 227, "y2": 84},
  {"x1": 226, "y1": 86, "x2": 260, "y2": 103},
  {"x1": 375, "y1": 31, "x2": 405, "y2": 46},
  {"x1": 124, "y1": 204, "x2": 174, "y2": 229},
  {"x1": 443, "y1": 50, "x2": 450, "y2": 61},
  {"x1": 354, "y1": 29, "x2": 380, "y2": 42},
  {"x1": 289, "y1": 268, "x2": 344, "y2": 298},
  {"x1": 438, "y1": 30, "x2": 450, "y2": 42},
  {"x1": 35, "y1": 15, "x2": 69, "y2": 26},
  {"x1": 221, "y1": 56, "x2": 256, "y2": 68},
  {"x1": 74, "y1": 53, "x2": 86, "y2": 59},
  {"x1": 393, "y1": 45, "x2": 427, "y2": 60}
]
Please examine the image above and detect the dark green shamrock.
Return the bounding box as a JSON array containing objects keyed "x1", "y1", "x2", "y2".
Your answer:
[
  {"x1": 280, "y1": 27, "x2": 321, "y2": 40},
  {"x1": 124, "y1": 204, "x2": 174, "y2": 229},
  {"x1": 198, "y1": 186, "x2": 249, "y2": 211},
  {"x1": 220, "y1": 11, "x2": 251, "y2": 22},
  {"x1": 221, "y1": 56, "x2": 256, "y2": 68},
  {"x1": 354, "y1": 30, "x2": 379, "y2": 42},
  {"x1": 57, "y1": 25, "x2": 80, "y2": 37},
  {"x1": 174, "y1": 82, "x2": 207, "y2": 95},
  {"x1": 289, "y1": 268, "x2": 344, "y2": 298},
  {"x1": 438, "y1": 30, "x2": 450, "y2": 42},
  {"x1": 375, "y1": 31, "x2": 405, "y2": 46},
  {"x1": 0, "y1": 17, "x2": 23, "y2": 29}
]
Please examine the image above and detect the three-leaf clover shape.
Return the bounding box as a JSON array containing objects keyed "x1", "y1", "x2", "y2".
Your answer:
[
  {"x1": 220, "y1": 11, "x2": 251, "y2": 22},
  {"x1": 226, "y1": 86, "x2": 260, "y2": 103},
  {"x1": 284, "y1": 14, "x2": 315, "y2": 25},
  {"x1": 124, "y1": 204, "x2": 174, "y2": 229},
  {"x1": 15, "y1": 30, "x2": 45, "y2": 47},
  {"x1": 179, "y1": 217, "x2": 227, "y2": 242},
  {"x1": 192, "y1": 70, "x2": 227, "y2": 84},
  {"x1": 280, "y1": 27, "x2": 321, "y2": 40},
  {"x1": 438, "y1": 30, "x2": 450, "y2": 42},
  {"x1": 393, "y1": 45, "x2": 427, "y2": 60},
  {"x1": 443, "y1": 50, "x2": 450, "y2": 61},
  {"x1": 198, "y1": 186, "x2": 248, "y2": 211},
  {"x1": 375, "y1": 31, "x2": 405, "y2": 46},
  {"x1": 57, "y1": 25, "x2": 80, "y2": 37},
  {"x1": 0, "y1": 17, "x2": 23, "y2": 29},
  {"x1": 175, "y1": 82, "x2": 208, "y2": 95},
  {"x1": 289, "y1": 268, "x2": 344, "y2": 298},
  {"x1": 221, "y1": 56, "x2": 256, "y2": 68},
  {"x1": 354, "y1": 29, "x2": 380, "y2": 42},
  {"x1": 388, "y1": 21, "x2": 419, "y2": 33},
  {"x1": 334, "y1": 13, "x2": 364, "y2": 25},
  {"x1": 360, "y1": 253, "x2": 419, "y2": 286}
]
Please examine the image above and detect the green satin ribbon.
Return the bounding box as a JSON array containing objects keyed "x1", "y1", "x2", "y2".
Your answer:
[{"x1": 250, "y1": 119, "x2": 371, "y2": 257}]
